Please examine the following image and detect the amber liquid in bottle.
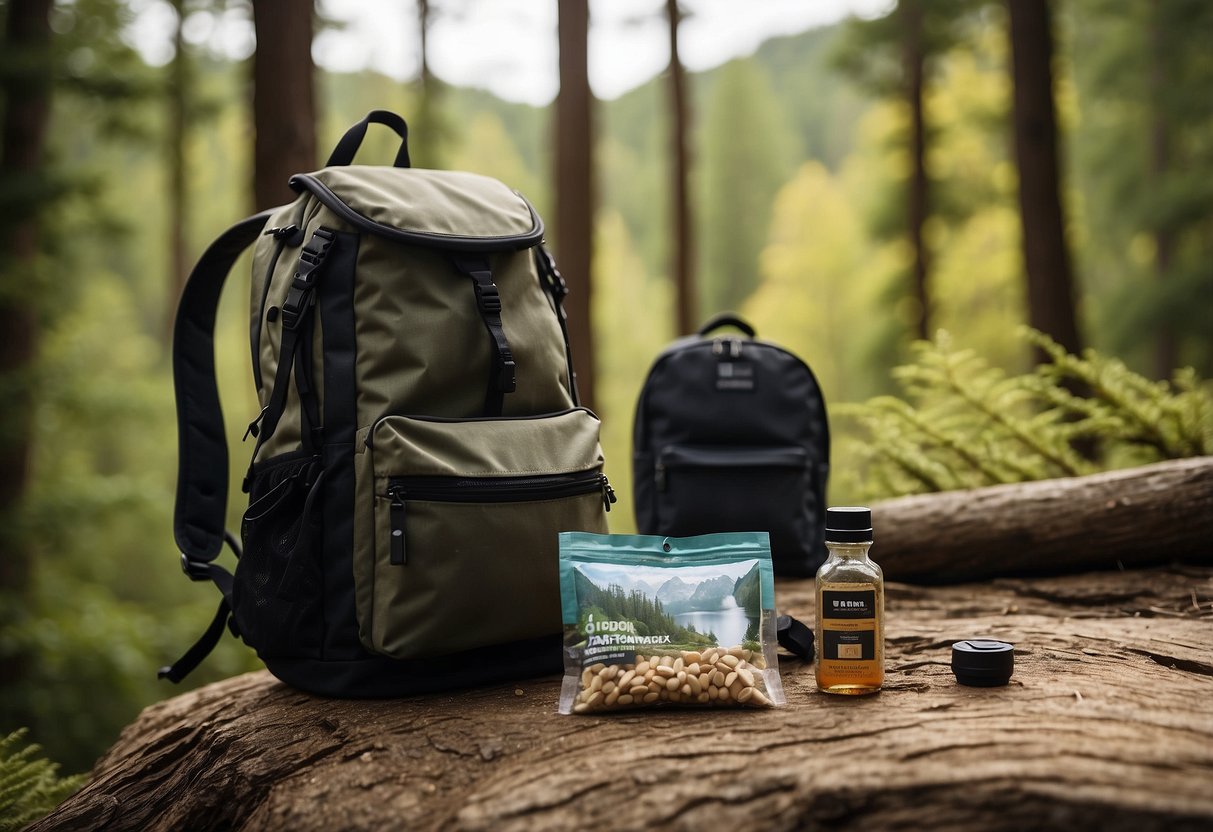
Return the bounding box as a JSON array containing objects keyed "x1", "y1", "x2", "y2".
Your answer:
[{"x1": 815, "y1": 509, "x2": 884, "y2": 695}]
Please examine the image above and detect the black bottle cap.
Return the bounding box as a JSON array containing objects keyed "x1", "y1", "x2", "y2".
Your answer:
[
  {"x1": 825, "y1": 506, "x2": 873, "y2": 543},
  {"x1": 952, "y1": 639, "x2": 1014, "y2": 686}
]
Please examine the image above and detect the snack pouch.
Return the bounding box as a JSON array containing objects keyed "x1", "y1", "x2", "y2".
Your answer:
[{"x1": 558, "y1": 531, "x2": 786, "y2": 713}]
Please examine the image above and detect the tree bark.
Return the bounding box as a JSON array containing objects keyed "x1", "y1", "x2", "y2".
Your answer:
[
  {"x1": 873, "y1": 456, "x2": 1213, "y2": 583},
  {"x1": 1007, "y1": 0, "x2": 1083, "y2": 363},
  {"x1": 410, "y1": 0, "x2": 441, "y2": 167},
  {"x1": 0, "y1": 0, "x2": 53, "y2": 629},
  {"x1": 32, "y1": 565, "x2": 1213, "y2": 831},
  {"x1": 666, "y1": 0, "x2": 696, "y2": 335},
  {"x1": 554, "y1": 0, "x2": 596, "y2": 412},
  {"x1": 252, "y1": 0, "x2": 317, "y2": 211},
  {"x1": 903, "y1": 0, "x2": 930, "y2": 341}
]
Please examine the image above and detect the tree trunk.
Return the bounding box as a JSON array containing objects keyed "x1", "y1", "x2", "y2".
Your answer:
[
  {"x1": 252, "y1": 0, "x2": 317, "y2": 211},
  {"x1": 554, "y1": 0, "x2": 596, "y2": 412},
  {"x1": 667, "y1": 0, "x2": 696, "y2": 335},
  {"x1": 873, "y1": 456, "x2": 1213, "y2": 583},
  {"x1": 1007, "y1": 0, "x2": 1083, "y2": 363},
  {"x1": 32, "y1": 565, "x2": 1213, "y2": 831},
  {"x1": 165, "y1": 0, "x2": 189, "y2": 340},
  {"x1": 1148, "y1": 0, "x2": 1176, "y2": 380},
  {"x1": 903, "y1": 0, "x2": 930, "y2": 341},
  {"x1": 411, "y1": 0, "x2": 440, "y2": 167},
  {"x1": 0, "y1": 0, "x2": 53, "y2": 689}
]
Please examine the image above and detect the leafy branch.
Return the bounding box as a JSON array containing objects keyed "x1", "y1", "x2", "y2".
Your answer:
[
  {"x1": 842, "y1": 329, "x2": 1213, "y2": 500},
  {"x1": 0, "y1": 728, "x2": 83, "y2": 831}
]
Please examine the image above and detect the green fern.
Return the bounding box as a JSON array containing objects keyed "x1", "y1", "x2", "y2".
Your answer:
[
  {"x1": 0, "y1": 729, "x2": 83, "y2": 831},
  {"x1": 843, "y1": 329, "x2": 1213, "y2": 501}
]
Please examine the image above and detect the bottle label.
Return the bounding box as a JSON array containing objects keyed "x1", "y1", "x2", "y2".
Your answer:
[{"x1": 820, "y1": 585, "x2": 878, "y2": 664}]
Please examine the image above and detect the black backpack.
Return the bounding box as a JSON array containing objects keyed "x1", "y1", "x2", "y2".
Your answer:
[{"x1": 631, "y1": 314, "x2": 830, "y2": 577}]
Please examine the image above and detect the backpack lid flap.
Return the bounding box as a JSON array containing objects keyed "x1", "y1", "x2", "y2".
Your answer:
[{"x1": 290, "y1": 167, "x2": 543, "y2": 252}]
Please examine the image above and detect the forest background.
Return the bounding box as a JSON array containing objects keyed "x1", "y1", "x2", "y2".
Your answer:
[{"x1": 1, "y1": 0, "x2": 1211, "y2": 780}]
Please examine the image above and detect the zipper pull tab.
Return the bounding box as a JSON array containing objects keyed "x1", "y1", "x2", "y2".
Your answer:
[
  {"x1": 601, "y1": 476, "x2": 617, "y2": 512},
  {"x1": 243, "y1": 406, "x2": 268, "y2": 441},
  {"x1": 389, "y1": 489, "x2": 407, "y2": 566}
]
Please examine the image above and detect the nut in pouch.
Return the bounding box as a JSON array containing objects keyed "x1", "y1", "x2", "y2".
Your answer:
[{"x1": 557, "y1": 532, "x2": 786, "y2": 714}]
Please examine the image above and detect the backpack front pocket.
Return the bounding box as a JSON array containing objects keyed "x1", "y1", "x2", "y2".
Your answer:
[
  {"x1": 357, "y1": 408, "x2": 611, "y2": 659},
  {"x1": 655, "y1": 444, "x2": 814, "y2": 568}
]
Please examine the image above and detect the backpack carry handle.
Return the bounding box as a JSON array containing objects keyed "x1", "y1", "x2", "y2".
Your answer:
[
  {"x1": 697, "y1": 313, "x2": 756, "y2": 338},
  {"x1": 326, "y1": 110, "x2": 412, "y2": 168}
]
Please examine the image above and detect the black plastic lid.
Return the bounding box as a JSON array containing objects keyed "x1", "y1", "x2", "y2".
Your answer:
[
  {"x1": 952, "y1": 639, "x2": 1014, "y2": 687},
  {"x1": 825, "y1": 506, "x2": 873, "y2": 543}
]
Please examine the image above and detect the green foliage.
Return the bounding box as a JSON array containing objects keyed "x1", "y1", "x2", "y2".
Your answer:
[
  {"x1": 1068, "y1": 0, "x2": 1213, "y2": 375},
  {"x1": 697, "y1": 58, "x2": 796, "y2": 317},
  {"x1": 593, "y1": 210, "x2": 673, "y2": 534},
  {"x1": 0, "y1": 729, "x2": 83, "y2": 831},
  {"x1": 838, "y1": 329, "x2": 1213, "y2": 500}
]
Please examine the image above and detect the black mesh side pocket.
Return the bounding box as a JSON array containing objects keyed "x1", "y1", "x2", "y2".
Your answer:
[{"x1": 233, "y1": 453, "x2": 325, "y2": 658}]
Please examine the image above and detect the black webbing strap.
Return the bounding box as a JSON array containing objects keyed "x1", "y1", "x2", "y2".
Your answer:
[
  {"x1": 173, "y1": 210, "x2": 273, "y2": 563},
  {"x1": 158, "y1": 534, "x2": 239, "y2": 682},
  {"x1": 158, "y1": 601, "x2": 230, "y2": 682},
  {"x1": 535, "y1": 246, "x2": 579, "y2": 406},
  {"x1": 452, "y1": 256, "x2": 516, "y2": 416},
  {"x1": 293, "y1": 313, "x2": 323, "y2": 453},
  {"x1": 246, "y1": 227, "x2": 335, "y2": 476},
  {"x1": 777, "y1": 614, "x2": 815, "y2": 662}
]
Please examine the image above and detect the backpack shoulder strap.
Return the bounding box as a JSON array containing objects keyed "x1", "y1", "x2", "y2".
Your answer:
[
  {"x1": 173, "y1": 210, "x2": 272, "y2": 564},
  {"x1": 159, "y1": 211, "x2": 271, "y2": 683}
]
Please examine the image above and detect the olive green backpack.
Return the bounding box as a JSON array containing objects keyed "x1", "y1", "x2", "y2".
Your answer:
[{"x1": 162, "y1": 111, "x2": 613, "y2": 696}]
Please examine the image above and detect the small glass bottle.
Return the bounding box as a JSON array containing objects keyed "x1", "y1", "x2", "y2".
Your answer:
[{"x1": 815, "y1": 506, "x2": 884, "y2": 695}]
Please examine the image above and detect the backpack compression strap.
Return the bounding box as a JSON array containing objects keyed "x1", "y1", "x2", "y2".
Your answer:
[{"x1": 161, "y1": 210, "x2": 272, "y2": 682}]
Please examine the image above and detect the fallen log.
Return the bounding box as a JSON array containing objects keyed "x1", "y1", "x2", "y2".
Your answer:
[
  {"x1": 31, "y1": 565, "x2": 1213, "y2": 832},
  {"x1": 872, "y1": 456, "x2": 1213, "y2": 583}
]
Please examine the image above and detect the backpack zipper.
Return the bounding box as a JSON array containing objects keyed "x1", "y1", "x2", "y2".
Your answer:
[
  {"x1": 290, "y1": 173, "x2": 545, "y2": 252},
  {"x1": 364, "y1": 406, "x2": 599, "y2": 452},
  {"x1": 385, "y1": 471, "x2": 614, "y2": 566},
  {"x1": 655, "y1": 445, "x2": 808, "y2": 491}
]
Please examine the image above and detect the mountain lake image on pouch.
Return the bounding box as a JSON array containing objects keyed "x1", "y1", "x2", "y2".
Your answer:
[{"x1": 572, "y1": 559, "x2": 763, "y2": 650}]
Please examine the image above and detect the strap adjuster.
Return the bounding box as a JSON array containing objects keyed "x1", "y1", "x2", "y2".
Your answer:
[
  {"x1": 498, "y1": 357, "x2": 517, "y2": 393},
  {"x1": 181, "y1": 553, "x2": 211, "y2": 582},
  {"x1": 539, "y1": 248, "x2": 569, "y2": 299},
  {"x1": 474, "y1": 280, "x2": 502, "y2": 314},
  {"x1": 280, "y1": 229, "x2": 335, "y2": 330}
]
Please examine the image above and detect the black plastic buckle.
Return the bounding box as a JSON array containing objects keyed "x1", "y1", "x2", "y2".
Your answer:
[
  {"x1": 498, "y1": 356, "x2": 517, "y2": 393},
  {"x1": 300, "y1": 228, "x2": 335, "y2": 263},
  {"x1": 281, "y1": 229, "x2": 335, "y2": 330},
  {"x1": 539, "y1": 250, "x2": 569, "y2": 299},
  {"x1": 181, "y1": 554, "x2": 211, "y2": 582},
  {"x1": 281, "y1": 274, "x2": 316, "y2": 330},
  {"x1": 474, "y1": 280, "x2": 502, "y2": 314}
]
